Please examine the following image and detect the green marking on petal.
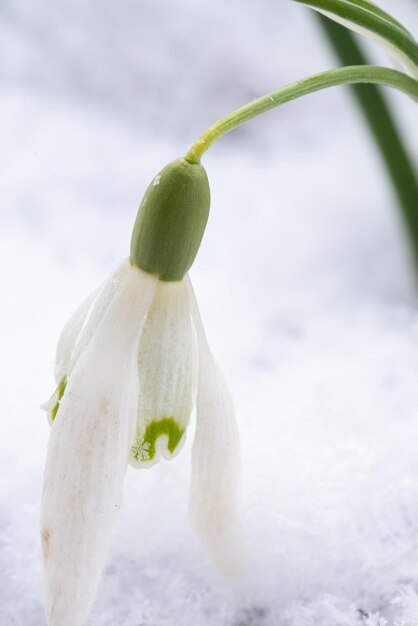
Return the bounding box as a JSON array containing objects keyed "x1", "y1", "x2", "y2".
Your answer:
[
  {"x1": 51, "y1": 375, "x2": 67, "y2": 421},
  {"x1": 131, "y1": 417, "x2": 185, "y2": 463}
]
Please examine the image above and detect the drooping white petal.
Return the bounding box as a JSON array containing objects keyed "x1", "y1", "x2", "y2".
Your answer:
[
  {"x1": 186, "y1": 277, "x2": 243, "y2": 576},
  {"x1": 54, "y1": 283, "x2": 101, "y2": 384},
  {"x1": 43, "y1": 265, "x2": 127, "y2": 425},
  {"x1": 130, "y1": 279, "x2": 194, "y2": 468},
  {"x1": 67, "y1": 262, "x2": 127, "y2": 376},
  {"x1": 41, "y1": 261, "x2": 157, "y2": 626}
]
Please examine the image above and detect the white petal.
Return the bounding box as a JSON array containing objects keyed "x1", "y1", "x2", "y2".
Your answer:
[
  {"x1": 186, "y1": 277, "x2": 243, "y2": 576},
  {"x1": 54, "y1": 284, "x2": 101, "y2": 384},
  {"x1": 41, "y1": 261, "x2": 157, "y2": 626},
  {"x1": 67, "y1": 262, "x2": 127, "y2": 376},
  {"x1": 130, "y1": 279, "x2": 194, "y2": 468},
  {"x1": 44, "y1": 264, "x2": 126, "y2": 424}
]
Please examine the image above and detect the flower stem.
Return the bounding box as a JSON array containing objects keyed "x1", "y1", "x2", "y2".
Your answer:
[
  {"x1": 317, "y1": 15, "x2": 418, "y2": 271},
  {"x1": 185, "y1": 65, "x2": 418, "y2": 165}
]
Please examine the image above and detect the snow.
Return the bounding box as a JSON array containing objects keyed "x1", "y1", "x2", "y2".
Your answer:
[{"x1": 1, "y1": 0, "x2": 418, "y2": 624}]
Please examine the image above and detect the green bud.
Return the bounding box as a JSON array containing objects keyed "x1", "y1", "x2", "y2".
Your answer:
[{"x1": 130, "y1": 157, "x2": 210, "y2": 281}]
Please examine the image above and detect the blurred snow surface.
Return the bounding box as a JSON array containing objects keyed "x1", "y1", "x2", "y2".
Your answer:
[{"x1": 1, "y1": 0, "x2": 418, "y2": 624}]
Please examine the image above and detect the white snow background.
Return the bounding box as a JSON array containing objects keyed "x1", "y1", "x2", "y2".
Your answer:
[{"x1": 1, "y1": 0, "x2": 418, "y2": 624}]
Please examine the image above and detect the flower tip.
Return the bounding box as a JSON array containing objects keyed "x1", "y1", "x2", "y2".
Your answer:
[
  {"x1": 197, "y1": 523, "x2": 246, "y2": 578},
  {"x1": 129, "y1": 421, "x2": 188, "y2": 469}
]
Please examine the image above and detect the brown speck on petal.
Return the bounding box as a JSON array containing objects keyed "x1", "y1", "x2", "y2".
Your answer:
[{"x1": 42, "y1": 528, "x2": 50, "y2": 562}]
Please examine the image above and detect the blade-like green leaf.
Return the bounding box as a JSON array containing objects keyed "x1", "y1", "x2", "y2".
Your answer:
[
  {"x1": 293, "y1": 0, "x2": 418, "y2": 78},
  {"x1": 346, "y1": 0, "x2": 413, "y2": 38},
  {"x1": 318, "y1": 14, "x2": 418, "y2": 276}
]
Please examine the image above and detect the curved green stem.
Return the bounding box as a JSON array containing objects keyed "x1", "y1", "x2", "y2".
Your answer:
[
  {"x1": 317, "y1": 15, "x2": 418, "y2": 272},
  {"x1": 185, "y1": 65, "x2": 418, "y2": 164}
]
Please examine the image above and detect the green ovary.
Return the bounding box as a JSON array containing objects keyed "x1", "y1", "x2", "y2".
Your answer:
[
  {"x1": 131, "y1": 417, "x2": 185, "y2": 463},
  {"x1": 51, "y1": 375, "x2": 67, "y2": 421}
]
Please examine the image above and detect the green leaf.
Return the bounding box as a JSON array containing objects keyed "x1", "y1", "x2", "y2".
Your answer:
[
  {"x1": 317, "y1": 14, "x2": 418, "y2": 277},
  {"x1": 293, "y1": 0, "x2": 418, "y2": 78},
  {"x1": 345, "y1": 0, "x2": 413, "y2": 38}
]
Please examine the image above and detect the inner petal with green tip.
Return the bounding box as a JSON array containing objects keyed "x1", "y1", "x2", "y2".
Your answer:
[
  {"x1": 130, "y1": 279, "x2": 194, "y2": 468},
  {"x1": 46, "y1": 375, "x2": 67, "y2": 423},
  {"x1": 131, "y1": 418, "x2": 185, "y2": 464}
]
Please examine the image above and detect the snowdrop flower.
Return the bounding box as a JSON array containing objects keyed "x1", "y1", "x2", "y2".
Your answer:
[{"x1": 41, "y1": 158, "x2": 242, "y2": 626}]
